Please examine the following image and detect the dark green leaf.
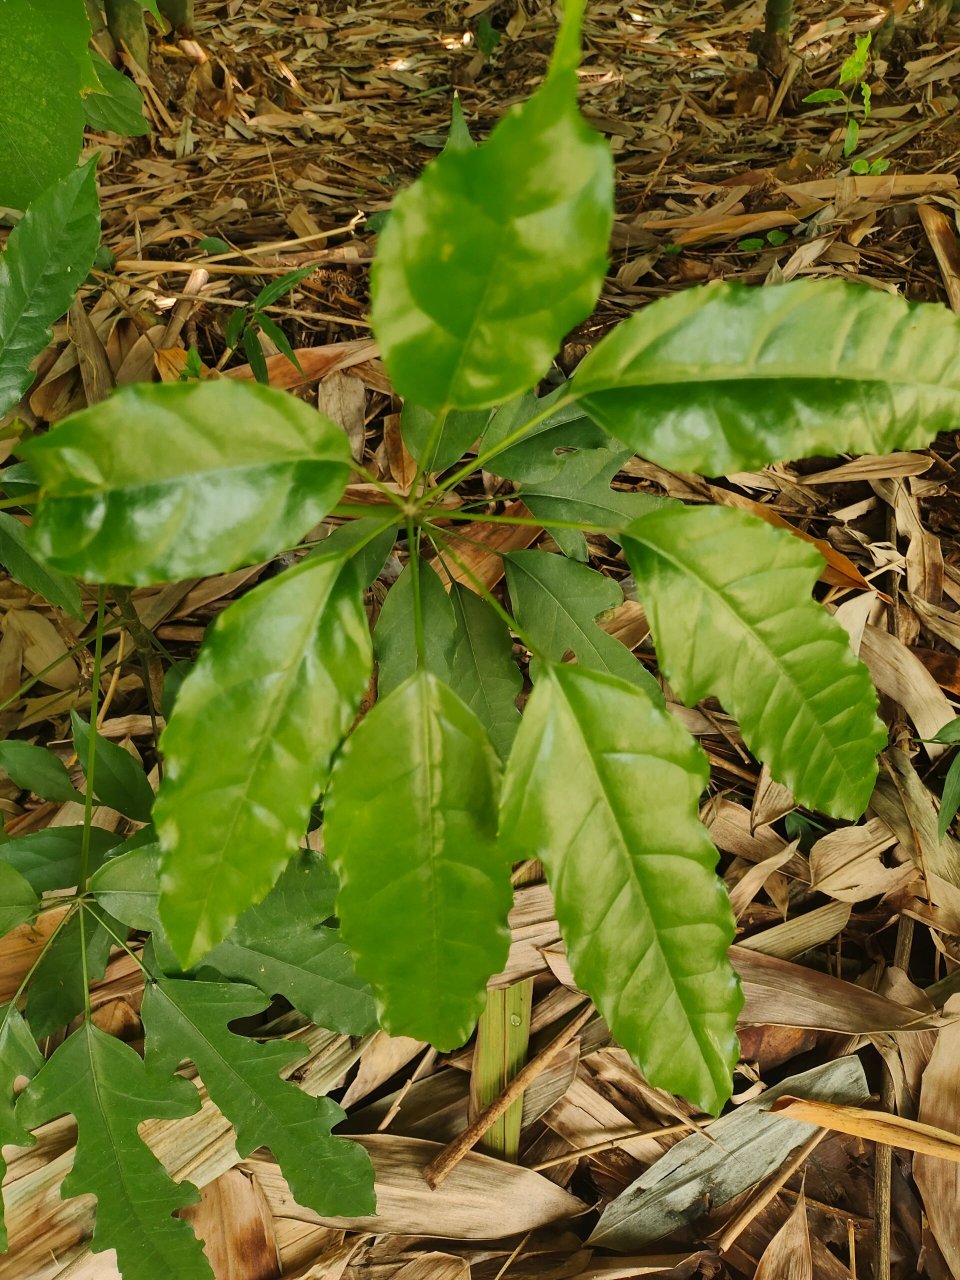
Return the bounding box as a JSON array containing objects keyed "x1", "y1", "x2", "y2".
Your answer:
[
  {"x1": 500, "y1": 663, "x2": 740, "y2": 1113},
  {"x1": 572, "y1": 280, "x2": 960, "y2": 476},
  {"x1": 25, "y1": 907, "x2": 112, "y2": 1037},
  {"x1": 83, "y1": 50, "x2": 150, "y2": 137},
  {"x1": 803, "y1": 88, "x2": 847, "y2": 103},
  {"x1": 0, "y1": 461, "x2": 39, "y2": 498},
  {"x1": 257, "y1": 314, "x2": 303, "y2": 373},
  {"x1": 0, "y1": 739, "x2": 81, "y2": 802},
  {"x1": 374, "y1": 559, "x2": 456, "y2": 696},
  {"x1": 0, "y1": 1004, "x2": 42, "y2": 1249},
  {"x1": 224, "y1": 305, "x2": 246, "y2": 350},
  {"x1": 503, "y1": 550, "x2": 659, "y2": 693},
  {"x1": 476, "y1": 15, "x2": 501, "y2": 56},
  {"x1": 622, "y1": 505, "x2": 887, "y2": 819},
  {"x1": 16, "y1": 1021, "x2": 209, "y2": 1276},
  {"x1": 400, "y1": 403, "x2": 490, "y2": 472},
  {"x1": 243, "y1": 327, "x2": 269, "y2": 385},
  {"x1": 156, "y1": 552, "x2": 372, "y2": 967},
  {"x1": 448, "y1": 582, "x2": 521, "y2": 760},
  {"x1": 522, "y1": 446, "x2": 668, "y2": 559},
  {"x1": 0, "y1": 861, "x2": 37, "y2": 935},
  {"x1": 252, "y1": 265, "x2": 317, "y2": 312},
  {"x1": 143, "y1": 979, "x2": 376, "y2": 1214},
  {"x1": 197, "y1": 236, "x2": 232, "y2": 254},
  {"x1": 446, "y1": 94, "x2": 475, "y2": 150},
  {"x1": 88, "y1": 842, "x2": 161, "y2": 933},
  {"x1": 844, "y1": 118, "x2": 860, "y2": 157},
  {"x1": 0, "y1": 162, "x2": 100, "y2": 414},
  {"x1": 325, "y1": 670, "x2": 511, "y2": 1048},
  {"x1": 0, "y1": 826, "x2": 120, "y2": 892},
  {"x1": 0, "y1": 3, "x2": 85, "y2": 208},
  {"x1": 484, "y1": 386, "x2": 610, "y2": 482},
  {"x1": 71, "y1": 711, "x2": 155, "y2": 822},
  {"x1": 932, "y1": 719, "x2": 960, "y2": 745},
  {"x1": 0, "y1": 513, "x2": 84, "y2": 618},
  {"x1": 939, "y1": 754, "x2": 960, "y2": 841},
  {"x1": 370, "y1": 0, "x2": 613, "y2": 410},
  {"x1": 311, "y1": 517, "x2": 398, "y2": 586},
  {"x1": 24, "y1": 381, "x2": 352, "y2": 584}
]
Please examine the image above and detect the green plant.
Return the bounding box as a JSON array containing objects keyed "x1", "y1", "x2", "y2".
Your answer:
[
  {"x1": 221, "y1": 265, "x2": 318, "y2": 383},
  {"x1": 3, "y1": 0, "x2": 960, "y2": 1271},
  {"x1": 803, "y1": 31, "x2": 890, "y2": 172},
  {"x1": 929, "y1": 719, "x2": 960, "y2": 839}
]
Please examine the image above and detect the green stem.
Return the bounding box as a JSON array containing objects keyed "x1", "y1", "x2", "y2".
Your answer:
[
  {"x1": 406, "y1": 516, "x2": 426, "y2": 666},
  {"x1": 0, "y1": 492, "x2": 39, "y2": 509},
  {"x1": 765, "y1": 0, "x2": 793, "y2": 35},
  {"x1": 425, "y1": 507, "x2": 609, "y2": 535},
  {"x1": 78, "y1": 587, "x2": 107, "y2": 897}
]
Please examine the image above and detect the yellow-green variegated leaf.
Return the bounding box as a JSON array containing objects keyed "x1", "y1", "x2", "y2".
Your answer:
[{"x1": 622, "y1": 504, "x2": 886, "y2": 819}]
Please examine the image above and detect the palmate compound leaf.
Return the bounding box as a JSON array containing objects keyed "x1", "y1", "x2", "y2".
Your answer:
[
  {"x1": 324, "y1": 669, "x2": 512, "y2": 1049},
  {"x1": 156, "y1": 551, "x2": 373, "y2": 968},
  {"x1": 15, "y1": 1021, "x2": 210, "y2": 1277},
  {"x1": 571, "y1": 279, "x2": 960, "y2": 475},
  {"x1": 621, "y1": 505, "x2": 887, "y2": 819},
  {"x1": 0, "y1": 161, "x2": 100, "y2": 415},
  {"x1": 23, "y1": 381, "x2": 352, "y2": 584},
  {"x1": 503, "y1": 549, "x2": 661, "y2": 696},
  {"x1": 0, "y1": 1004, "x2": 42, "y2": 1250},
  {"x1": 500, "y1": 663, "x2": 740, "y2": 1114},
  {"x1": 370, "y1": 0, "x2": 613, "y2": 411},
  {"x1": 142, "y1": 979, "x2": 376, "y2": 1216},
  {"x1": 91, "y1": 844, "x2": 378, "y2": 1034}
]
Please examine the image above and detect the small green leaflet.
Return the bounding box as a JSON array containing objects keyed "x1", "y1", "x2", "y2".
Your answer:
[
  {"x1": 500, "y1": 664, "x2": 740, "y2": 1114},
  {"x1": 16, "y1": 1021, "x2": 210, "y2": 1277},
  {"x1": 0, "y1": 861, "x2": 37, "y2": 935},
  {"x1": 71, "y1": 711, "x2": 155, "y2": 822},
  {"x1": 622, "y1": 505, "x2": 887, "y2": 819},
  {"x1": 143, "y1": 980, "x2": 376, "y2": 1216},
  {"x1": 25, "y1": 908, "x2": 112, "y2": 1038},
  {"x1": 370, "y1": 0, "x2": 613, "y2": 410},
  {"x1": 572, "y1": 280, "x2": 960, "y2": 475},
  {"x1": 83, "y1": 51, "x2": 150, "y2": 137},
  {"x1": 939, "y1": 755, "x2": 960, "y2": 841},
  {"x1": 0, "y1": 162, "x2": 101, "y2": 414},
  {"x1": 521, "y1": 446, "x2": 668, "y2": 559},
  {"x1": 0, "y1": 513, "x2": 84, "y2": 618},
  {"x1": 503, "y1": 550, "x2": 659, "y2": 694},
  {"x1": 448, "y1": 582, "x2": 521, "y2": 761},
  {"x1": 485, "y1": 387, "x2": 609, "y2": 483},
  {"x1": 310, "y1": 516, "x2": 398, "y2": 587},
  {"x1": 0, "y1": 825, "x2": 119, "y2": 893},
  {"x1": 374, "y1": 560, "x2": 456, "y2": 696},
  {"x1": 24, "y1": 381, "x2": 352, "y2": 585},
  {"x1": 0, "y1": 739, "x2": 82, "y2": 803},
  {"x1": 156, "y1": 553, "x2": 372, "y2": 967},
  {"x1": 325, "y1": 670, "x2": 511, "y2": 1048},
  {"x1": 400, "y1": 403, "x2": 491, "y2": 472},
  {"x1": 0, "y1": 1004, "x2": 42, "y2": 1250}
]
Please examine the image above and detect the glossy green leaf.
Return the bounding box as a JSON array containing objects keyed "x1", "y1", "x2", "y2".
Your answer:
[
  {"x1": 370, "y1": 0, "x2": 613, "y2": 411},
  {"x1": 325, "y1": 670, "x2": 511, "y2": 1048},
  {"x1": 16, "y1": 1021, "x2": 209, "y2": 1276},
  {"x1": 0, "y1": 2, "x2": 85, "y2": 208},
  {"x1": 0, "y1": 860, "x2": 37, "y2": 935},
  {"x1": 400, "y1": 403, "x2": 491, "y2": 472},
  {"x1": 88, "y1": 843, "x2": 162, "y2": 933},
  {"x1": 24, "y1": 381, "x2": 352, "y2": 584},
  {"x1": 572, "y1": 280, "x2": 960, "y2": 475},
  {"x1": 939, "y1": 754, "x2": 960, "y2": 841},
  {"x1": 156, "y1": 552, "x2": 372, "y2": 967},
  {"x1": 0, "y1": 162, "x2": 100, "y2": 414},
  {"x1": 622, "y1": 505, "x2": 886, "y2": 819},
  {"x1": 143, "y1": 979, "x2": 375, "y2": 1215},
  {"x1": 504, "y1": 550, "x2": 659, "y2": 693},
  {"x1": 522, "y1": 446, "x2": 668, "y2": 559},
  {"x1": 448, "y1": 582, "x2": 521, "y2": 760},
  {"x1": 500, "y1": 663, "x2": 740, "y2": 1113},
  {"x1": 0, "y1": 739, "x2": 82, "y2": 803},
  {"x1": 0, "y1": 826, "x2": 119, "y2": 893},
  {"x1": 932, "y1": 718, "x2": 960, "y2": 745},
  {"x1": 71, "y1": 711, "x2": 155, "y2": 822},
  {"x1": 83, "y1": 51, "x2": 150, "y2": 137},
  {"x1": 311, "y1": 516, "x2": 398, "y2": 587},
  {"x1": 25, "y1": 908, "x2": 112, "y2": 1037},
  {"x1": 0, "y1": 1004, "x2": 42, "y2": 1249},
  {"x1": 374, "y1": 560, "x2": 456, "y2": 696},
  {"x1": 0, "y1": 513, "x2": 85, "y2": 618}
]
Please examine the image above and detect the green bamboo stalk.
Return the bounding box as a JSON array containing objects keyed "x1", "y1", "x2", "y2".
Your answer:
[
  {"x1": 764, "y1": 0, "x2": 794, "y2": 37},
  {"x1": 104, "y1": 0, "x2": 150, "y2": 68},
  {"x1": 470, "y1": 981, "x2": 533, "y2": 1160},
  {"x1": 158, "y1": 0, "x2": 194, "y2": 33}
]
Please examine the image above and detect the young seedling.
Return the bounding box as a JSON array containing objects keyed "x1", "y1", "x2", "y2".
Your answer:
[{"x1": 803, "y1": 31, "x2": 890, "y2": 173}]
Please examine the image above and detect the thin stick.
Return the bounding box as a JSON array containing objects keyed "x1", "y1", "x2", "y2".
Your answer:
[
  {"x1": 423, "y1": 1004, "x2": 593, "y2": 1189},
  {"x1": 716, "y1": 1128, "x2": 826, "y2": 1253}
]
